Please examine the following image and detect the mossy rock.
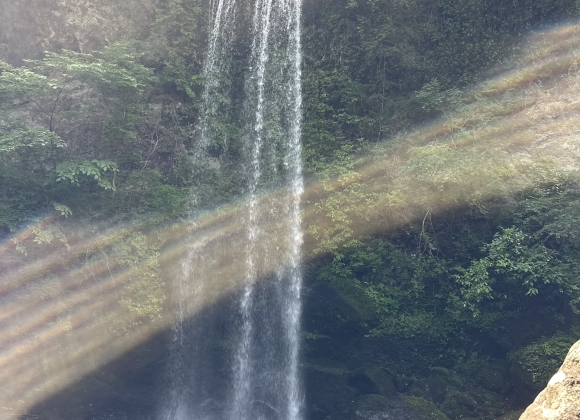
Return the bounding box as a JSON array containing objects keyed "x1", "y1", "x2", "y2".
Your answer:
[
  {"x1": 401, "y1": 396, "x2": 450, "y2": 420},
  {"x1": 508, "y1": 332, "x2": 576, "y2": 392},
  {"x1": 349, "y1": 395, "x2": 413, "y2": 420},
  {"x1": 440, "y1": 391, "x2": 478, "y2": 420},
  {"x1": 474, "y1": 359, "x2": 507, "y2": 393},
  {"x1": 427, "y1": 367, "x2": 464, "y2": 403},
  {"x1": 347, "y1": 363, "x2": 397, "y2": 397},
  {"x1": 465, "y1": 385, "x2": 514, "y2": 419},
  {"x1": 430, "y1": 367, "x2": 463, "y2": 387},
  {"x1": 350, "y1": 394, "x2": 415, "y2": 420},
  {"x1": 406, "y1": 378, "x2": 430, "y2": 399},
  {"x1": 345, "y1": 394, "x2": 450, "y2": 420},
  {"x1": 394, "y1": 374, "x2": 413, "y2": 393},
  {"x1": 305, "y1": 365, "x2": 357, "y2": 420}
]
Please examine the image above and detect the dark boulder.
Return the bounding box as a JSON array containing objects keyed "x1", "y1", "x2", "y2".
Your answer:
[
  {"x1": 426, "y1": 367, "x2": 464, "y2": 403},
  {"x1": 440, "y1": 391, "x2": 478, "y2": 420},
  {"x1": 474, "y1": 359, "x2": 508, "y2": 393},
  {"x1": 347, "y1": 364, "x2": 397, "y2": 397},
  {"x1": 305, "y1": 365, "x2": 357, "y2": 420}
]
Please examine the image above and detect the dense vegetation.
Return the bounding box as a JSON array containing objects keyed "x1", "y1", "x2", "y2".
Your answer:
[{"x1": 2, "y1": 0, "x2": 580, "y2": 416}]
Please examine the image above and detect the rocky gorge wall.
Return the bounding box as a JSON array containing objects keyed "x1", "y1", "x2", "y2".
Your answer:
[{"x1": 0, "y1": 0, "x2": 158, "y2": 64}]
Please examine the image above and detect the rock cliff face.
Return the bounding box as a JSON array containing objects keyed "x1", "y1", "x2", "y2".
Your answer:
[
  {"x1": 0, "y1": 0, "x2": 158, "y2": 64},
  {"x1": 520, "y1": 340, "x2": 580, "y2": 420}
]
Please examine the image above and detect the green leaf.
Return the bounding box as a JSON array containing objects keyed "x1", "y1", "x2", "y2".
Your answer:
[{"x1": 56, "y1": 160, "x2": 118, "y2": 190}]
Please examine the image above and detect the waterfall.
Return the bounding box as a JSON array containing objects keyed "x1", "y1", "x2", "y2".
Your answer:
[
  {"x1": 159, "y1": 0, "x2": 304, "y2": 418},
  {"x1": 232, "y1": 0, "x2": 304, "y2": 417}
]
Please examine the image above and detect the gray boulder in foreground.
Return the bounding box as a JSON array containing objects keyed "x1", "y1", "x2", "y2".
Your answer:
[{"x1": 520, "y1": 340, "x2": 580, "y2": 419}]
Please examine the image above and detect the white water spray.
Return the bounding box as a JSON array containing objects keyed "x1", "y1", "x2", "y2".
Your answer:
[{"x1": 160, "y1": 0, "x2": 303, "y2": 418}]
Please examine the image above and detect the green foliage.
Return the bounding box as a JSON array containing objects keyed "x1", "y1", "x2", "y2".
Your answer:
[
  {"x1": 433, "y1": 0, "x2": 577, "y2": 85},
  {"x1": 0, "y1": 61, "x2": 52, "y2": 99},
  {"x1": 33, "y1": 43, "x2": 154, "y2": 149},
  {"x1": 302, "y1": 69, "x2": 372, "y2": 168},
  {"x1": 301, "y1": 0, "x2": 576, "y2": 170},
  {"x1": 454, "y1": 226, "x2": 578, "y2": 315},
  {"x1": 0, "y1": 0, "x2": 577, "y2": 369},
  {"x1": 0, "y1": 129, "x2": 64, "y2": 153},
  {"x1": 38, "y1": 44, "x2": 153, "y2": 89},
  {"x1": 310, "y1": 171, "x2": 580, "y2": 362},
  {"x1": 0, "y1": 45, "x2": 191, "y2": 341},
  {"x1": 113, "y1": 231, "x2": 165, "y2": 321},
  {"x1": 0, "y1": 42, "x2": 192, "y2": 231},
  {"x1": 308, "y1": 145, "x2": 377, "y2": 254},
  {"x1": 111, "y1": 169, "x2": 189, "y2": 217},
  {"x1": 402, "y1": 143, "x2": 516, "y2": 212},
  {"x1": 513, "y1": 172, "x2": 580, "y2": 243},
  {"x1": 31, "y1": 222, "x2": 69, "y2": 249},
  {"x1": 0, "y1": 129, "x2": 65, "y2": 178},
  {"x1": 509, "y1": 332, "x2": 576, "y2": 389},
  {"x1": 56, "y1": 160, "x2": 118, "y2": 190},
  {"x1": 52, "y1": 202, "x2": 72, "y2": 217},
  {"x1": 147, "y1": 0, "x2": 205, "y2": 101},
  {"x1": 415, "y1": 78, "x2": 461, "y2": 114},
  {"x1": 314, "y1": 237, "x2": 455, "y2": 342}
]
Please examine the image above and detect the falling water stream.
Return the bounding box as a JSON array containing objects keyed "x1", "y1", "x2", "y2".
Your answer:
[{"x1": 160, "y1": 0, "x2": 303, "y2": 418}]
